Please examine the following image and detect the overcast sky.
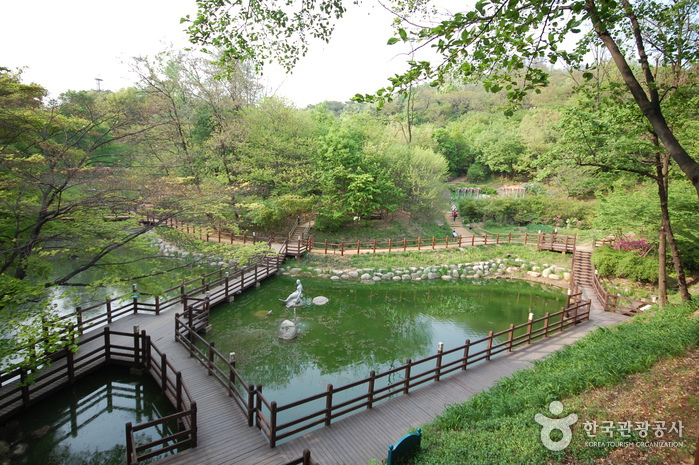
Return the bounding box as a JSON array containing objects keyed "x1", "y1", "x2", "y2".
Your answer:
[{"x1": 2, "y1": 0, "x2": 416, "y2": 107}]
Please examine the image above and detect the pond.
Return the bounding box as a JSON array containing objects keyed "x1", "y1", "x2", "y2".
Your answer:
[
  {"x1": 5, "y1": 366, "x2": 180, "y2": 465},
  {"x1": 204, "y1": 275, "x2": 567, "y2": 406}
]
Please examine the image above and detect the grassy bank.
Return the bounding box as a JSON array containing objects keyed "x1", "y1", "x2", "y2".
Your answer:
[{"x1": 404, "y1": 301, "x2": 699, "y2": 464}]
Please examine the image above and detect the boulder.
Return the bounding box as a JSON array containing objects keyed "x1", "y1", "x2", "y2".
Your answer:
[{"x1": 278, "y1": 320, "x2": 298, "y2": 340}]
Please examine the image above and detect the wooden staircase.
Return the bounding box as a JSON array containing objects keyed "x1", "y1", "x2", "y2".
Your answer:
[{"x1": 571, "y1": 248, "x2": 605, "y2": 310}]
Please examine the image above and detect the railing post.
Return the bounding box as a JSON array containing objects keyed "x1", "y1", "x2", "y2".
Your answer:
[
  {"x1": 462, "y1": 339, "x2": 470, "y2": 371},
  {"x1": 190, "y1": 402, "x2": 198, "y2": 447},
  {"x1": 357, "y1": 240, "x2": 361, "y2": 254},
  {"x1": 125, "y1": 422, "x2": 136, "y2": 465},
  {"x1": 161, "y1": 353, "x2": 168, "y2": 393},
  {"x1": 340, "y1": 242, "x2": 345, "y2": 256},
  {"x1": 207, "y1": 342, "x2": 215, "y2": 376},
  {"x1": 486, "y1": 331, "x2": 494, "y2": 360},
  {"x1": 507, "y1": 324, "x2": 515, "y2": 352},
  {"x1": 368, "y1": 370, "x2": 376, "y2": 409},
  {"x1": 176, "y1": 372, "x2": 183, "y2": 411},
  {"x1": 67, "y1": 337, "x2": 75, "y2": 384},
  {"x1": 270, "y1": 401, "x2": 278, "y2": 448},
  {"x1": 106, "y1": 299, "x2": 113, "y2": 324},
  {"x1": 527, "y1": 312, "x2": 534, "y2": 344},
  {"x1": 543, "y1": 312, "x2": 551, "y2": 337},
  {"x1": 247, "y1": 384, "x2": 255, "y2": 427},
  {"x1": 133, "y1": 325, "x2": 141, "y2": 369},
  {"x1": 104, "y1": 327, "x2": 111, "y2": 363},
  {"x1": 430, "y1": 236, "x2": 434, "y2": 250},
  {"x1": 436, "y1": 342, "x2": 444, "y2": 381},
  {"x1": 155, "y1": 295, "x2": 160, "y2": 315},
  {"x1": 76, "y1": 306, "x2": 83, "y2": 335},
  {"x1": 404, "y1": 359, "x2": 412, "y2": 394},
  {"x1": 559, "y1": 309, "x2": 565, "y2": 332},
  {"x1": 131, "y1": 284, "x2": 138, "y2": 314},
  {"x1": 255, "y1": 385, "x2": 263, "y2": 429},
  {"x1": 388, "y1": 238, "x2": 392, "y2": 252},
  {"x1": 303, "y1": 449, "x2": 312, "y2": 465},
  {"x1": 325, "y1": 384, "x2": 333, "y2": 426}
]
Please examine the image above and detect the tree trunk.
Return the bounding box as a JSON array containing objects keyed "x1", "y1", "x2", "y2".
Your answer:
[
  {"x1": 656, "y1": 152, "x2": 691, "y2": 301},
  {"x1": 657, "y1": 224, "x2": 668, "y2": 308}
]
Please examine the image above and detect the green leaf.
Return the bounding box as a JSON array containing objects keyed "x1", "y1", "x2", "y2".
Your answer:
[{"x1": 387, "y1": 37, "x2": 399, "y2": 45}]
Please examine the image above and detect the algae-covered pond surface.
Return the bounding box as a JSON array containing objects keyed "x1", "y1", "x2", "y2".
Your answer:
[{"x1": 204, "y1": 276, "x2": 566, "y2": 404}]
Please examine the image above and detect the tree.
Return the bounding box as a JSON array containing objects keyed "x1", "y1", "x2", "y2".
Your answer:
[
  {"x1": 550, "y1": 77, "x2": 695, "y2": 302},
  {"x1": 183, "y1": 0, "x2": 699, "y2": 201}
]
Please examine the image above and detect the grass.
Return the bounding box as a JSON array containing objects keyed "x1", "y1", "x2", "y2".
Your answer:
[
  {"x1": 404, "y1": 300, "x2": 699, "y2": 465},
  {"x1": 310, "y1": 213, "x2": 453, "y2": 243}
]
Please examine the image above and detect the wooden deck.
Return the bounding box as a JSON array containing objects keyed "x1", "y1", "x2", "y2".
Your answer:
[
  {"x1": 6, "y1": 240, "x2": 629, "y2": 465},
  {"x1": 101, "y1": 254, "x2": 624, "y2": 465}
]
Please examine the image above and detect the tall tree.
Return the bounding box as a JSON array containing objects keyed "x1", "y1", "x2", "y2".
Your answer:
[{"x1": 183, "y1": 0, "x2": 699, "y2": 200}]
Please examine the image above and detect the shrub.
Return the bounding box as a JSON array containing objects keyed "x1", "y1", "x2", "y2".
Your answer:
[{"x1": 591, "y1": 246, "x2": 659, "y2": 283}]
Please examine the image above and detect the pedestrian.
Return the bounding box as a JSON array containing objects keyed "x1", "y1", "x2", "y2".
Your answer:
[
  {"x1": 452, "y1": 210, "x2": 458, "y2": 222},
  {"x1": 452, "y1": 229, "x2": 458, "y2": 238}
]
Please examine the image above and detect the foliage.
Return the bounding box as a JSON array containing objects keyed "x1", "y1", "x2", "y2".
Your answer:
[
  {"x1": 593, "y1": 180, "x2": 699, "y2": 271},
  {"x1": 457, "y1": 196, "x2": 594, "y2": 228},
  {"x1": 409, "y1": 301, "x2": 699, "y2": 464},
  {"x1": 592, "y1": 246, "x2": 659, "y2": 283}
]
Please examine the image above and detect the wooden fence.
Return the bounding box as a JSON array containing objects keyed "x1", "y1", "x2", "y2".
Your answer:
[
  {"x1": 144, "y1": 216, "x2": 311, "y2": 258},
  {"x1": 0, "y1": 328, "x2": 196, "y2": 465},
  {"x1": 308, "y1": 231, "x2": 576, "y2": 255},
  {"x1": 173, "y1": 289, "x2": 590, "y2": 448},
  {"x1": 47, "y1": 251, "x2": 284, "y2": 340}
]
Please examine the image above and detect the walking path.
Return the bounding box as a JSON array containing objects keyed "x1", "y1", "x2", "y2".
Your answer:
[
  {"x1": 144, "y1": 216, "x2": 627, "y2": 465},
  {"x1": 13, "y1": 212, "x2": 629, "y2": 465}
]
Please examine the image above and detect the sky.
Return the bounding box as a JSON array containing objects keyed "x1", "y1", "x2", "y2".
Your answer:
[{"x1": 2, "y1": 0, "x2": 417, "y2": 107}]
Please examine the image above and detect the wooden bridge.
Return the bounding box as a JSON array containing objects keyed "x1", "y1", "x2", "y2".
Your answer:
[{"x1": 1, "y1": 226, "x2": 637, "y2": 465}]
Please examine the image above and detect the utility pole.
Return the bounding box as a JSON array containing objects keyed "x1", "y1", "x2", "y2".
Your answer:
[{"x1": 95, "y1": 77, "x2": 103, "y2": 91}]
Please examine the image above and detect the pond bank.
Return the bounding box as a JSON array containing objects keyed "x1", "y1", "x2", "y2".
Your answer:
[{"x1": 279, "y1": 256, "x2": 571, "y2": 288}]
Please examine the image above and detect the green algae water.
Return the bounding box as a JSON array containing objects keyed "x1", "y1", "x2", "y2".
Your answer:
[
  {"x1": 204, "y1": 276, "x2": 566, "y2": 405},
  {"x1": 6, "y1": 366, "x2": 179, "y2": 465}
]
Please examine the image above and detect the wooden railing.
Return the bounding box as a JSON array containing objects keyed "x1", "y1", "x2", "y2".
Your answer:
[
  {"x1": 47, "y1": 251, "x2": 281, "y2": 341},
  {"x1": 0, "y1": 328, "x2": 196, "y2": 464},
  {"x1": 308, "y1": 231, "x2": 577, "y2": 255},
  {"x1": 582, "y1": 241, "x2": 653, "y2": 316},
  {"x1": 147, "y1": 216, "x2": 311, "y2": 258},
  {"x1": 172, "y1": 293, "x2": 590, "y2": 449},
  {"x1": 174, "y1": 313, "x2": 256, "y2": 425}
]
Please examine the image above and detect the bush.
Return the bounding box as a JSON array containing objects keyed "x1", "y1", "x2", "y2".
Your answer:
[
  {"x1": 457, "y1": 196, "x2": 594, "y2": 228},
  {"x1": 591, "y1": 246, "x2": 658, "y2": 283},
  {"x1": 466, "y1": 162, "x2": 490, "y2": 183}
]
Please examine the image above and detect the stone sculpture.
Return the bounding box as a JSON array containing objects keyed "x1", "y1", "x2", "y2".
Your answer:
[{"x1": 279, "y1": 279, "x2": 303, "y2": 308}]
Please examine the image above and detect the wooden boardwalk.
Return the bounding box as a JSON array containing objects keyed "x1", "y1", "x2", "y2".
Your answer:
[
  {"x1": 6, "y1": 229, "x2": 629, "y2": 465},
  {"x1": 86, "y1": 245, "x2": 625, "y2": 465}
]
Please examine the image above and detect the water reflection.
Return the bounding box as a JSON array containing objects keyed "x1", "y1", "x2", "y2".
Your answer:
[
  {"x1": 204, "y1": 276, "x2": 566, "y2": 404},
  {"x1": 6, "y1": 367, "x2": 178, "y2": 465}
]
